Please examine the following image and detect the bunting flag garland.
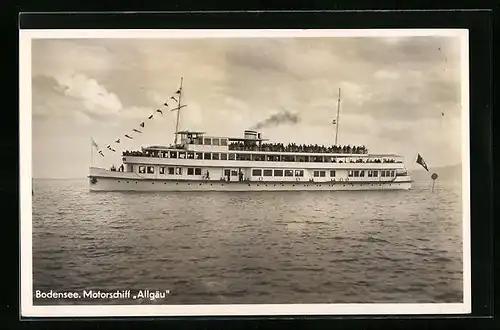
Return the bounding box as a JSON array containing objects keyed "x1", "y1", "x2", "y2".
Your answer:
[{"x1": 95, "y1": 79, "x2": 184, "y2": 159}]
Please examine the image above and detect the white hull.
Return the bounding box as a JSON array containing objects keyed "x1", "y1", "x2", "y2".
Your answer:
[{"x1": 89, "y1": 176, "x2": 411, "y2": 192}]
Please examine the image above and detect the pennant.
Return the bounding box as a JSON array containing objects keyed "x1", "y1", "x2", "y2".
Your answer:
[
  {"x1": 133, "y1": 129, "x2": 142, "y2": 133},
  {"x1": 332, "y1": 119, "x2": 337, "y2": 125},
  {"x1": 156, "y1": 109, "x2": 163, "y2": 114},
  {"x1": 98, "y1": 150, "x2": 105, "y2": 157},
  {"x1": 170, "y1": 96, "x2": 178, "y2": 102},
  {"x1": 125, "y1": 134, "x2": 133, "y2": 139},
  {"x1": 140, "y1": 122, "x2": 145, "y2": 128},
  {"x1": 148, "y1": 115, "x2": 153, "y2": 119},
  {"x1": 106, "y1": 145, "x2": 112, "y2": 150},
  {"x1": 164, "y1": 102, "x2": 168, "y2": 106},
  {"x1": 176, "y1": 89, "x2": 181, "y2": 94},
  {"x1": 110, "y1": 148, "x2": 116, "y2": 152},
  {"x1": 416, "y1": 154, "x2": 429, "y2": 172},
  {"x1": 91, "y1": 137, "x2": 99, "y2": 149},
  {"x1": 115, "y1": 139, "x2": 120, "y2": 143}
]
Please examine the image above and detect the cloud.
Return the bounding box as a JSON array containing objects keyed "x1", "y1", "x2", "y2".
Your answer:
[{"x1": 55, "y1": 73, "x2": 122, "y2": 115}]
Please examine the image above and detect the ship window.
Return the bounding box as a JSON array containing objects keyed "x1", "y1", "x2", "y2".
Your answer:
[
  {"x1": 313, "y1": 171, "x2": 320, "y2": 177},
  {"x1": 220, "y1": 153, "x2": 227, "y2": 160},
  {"x1": 373, "y1": 171, "x2": 378, "y2": 177},
  {"x1": 196, "y1": 152, "x2": 203, "y2": 160},
  {"x1": 348, "y1": 170, "x2": 353, "y2": 177},
  {"x1": 387, "y1": 170, "x2": 391, "y2": 177},
  {"x1": 212, "y1": 138, "x2": 220, "y2": 146},
  {"x1": 168, "y1": 167, "x2": 174, "y2": 175},
  {"x1": 220, "y1": 138, "x2": 228, "y2": 146},
  {"x1": 274, "y1": 170, "x2": 283, "y2": 177},
  {"x1": 263, "y1": 169, "x2": 273, "y2": 176},
  {"x1": 368, "y1": 170, "x2": 373, "y2": 177},
  {"x1": 354, "y1": 170, "x2": 359, "y2": 177},
  {"x1": 224, "y1": 169, "x2": 230, "y2": 177},
  {"x1": 204, "y1": 153, "x2": 211, "y2": 160},
  {"x1": 295, "y1": 170, "x2": 304, "y2": 177},
  {"x1": 391, "y1": 170, "x2": 395, "y2": 177},
  {"x1": 187, "y1": 168, "x2": 194, "y2": 175},
  {"x1": 147, "y1": 166, "x2": 155, "y2": 174},
  {"x1": 360, "y1": 170, "x2": 365, "y2": 177},
  {"x1": 179, "y1": 152, "x2": 186, "y2": 159},
  {"x1": 284, "y1": 169, "x2": 294, "y2": 177},
  {"x1": 228, "y1": 153, "x2": 236, "y2": 160},
  {"x1": 187, "y1": 152, "x2": 194, "y2": 159},
  {"x1": 212, "y1": 153, "x2": 220, "y2": 160},
  {"x1": 138, "y1": 166, "x2": 146, "y2": 174},
  {"x1": 175, "y1": 167, "x2": 182, "y2": 175},
  {"x1": 193, "y1": 137, "x2": 203, "y2": 145},
  {"x1": 381, "y1": 171, "x2": 386, "y2": 177},
  {"x1": 169, "y1": 151, "x2": 177, "y2": 158},
  {"x1": 236, "y1": 153, "x2": 251, "y2": 161},
  {"x1": 159, "y1": 167, "x2": 165, "y2": 175},
  {"x1": 283, "y1": 155, "x2": 295, "y2": 162},
  {"x1": 320, "y1": 171, "x2": 326, "y2": 177},
  {"x1": 195, "y1": 168, "x2": 202, "y2": 175},
  {"x1": 330, "y1": 170, "x2": 336, "y2": 177},
  {"x1": 253, "y1": 154, "x2": 265, "y2": 161},
  {"x1": 231, "y1": 170, "x2": 238, "y2": 176},
  {"x1": 252, "y1": 169, "x2": 262, "y2": 176},
  {"x1": 330, "y1": 157, "x2": 337, "y2": 163},
  {"x1": 204, "y1": 138, "x2": 212, "y2": 145}
]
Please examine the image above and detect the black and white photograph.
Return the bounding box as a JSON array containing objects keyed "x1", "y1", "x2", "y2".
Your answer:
[{"x1": 20, "y1": 29, "x2": 470, "y2": 317}]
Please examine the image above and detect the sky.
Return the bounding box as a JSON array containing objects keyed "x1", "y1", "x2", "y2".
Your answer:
[{"x1": 28, "y1": 32, "x2": 466, "y2": 179}]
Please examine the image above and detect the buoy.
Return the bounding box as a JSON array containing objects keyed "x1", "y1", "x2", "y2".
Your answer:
[{"x1": 431, "y1": 173, "x2": 438, "y2": 192}]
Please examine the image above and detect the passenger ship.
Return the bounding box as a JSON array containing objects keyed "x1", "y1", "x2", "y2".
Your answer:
[{"x1": 88, "y1": 81, "x2": 412, "y2": 192}]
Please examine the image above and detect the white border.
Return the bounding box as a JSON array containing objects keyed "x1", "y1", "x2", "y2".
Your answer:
[{"x1": 20, "y1": 29, "x2": 471, "y2": 317}]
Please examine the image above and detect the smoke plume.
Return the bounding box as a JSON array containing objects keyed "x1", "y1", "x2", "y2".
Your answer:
[{"x1": 251, "y1": 110, "x2": 301, "y2": 129}]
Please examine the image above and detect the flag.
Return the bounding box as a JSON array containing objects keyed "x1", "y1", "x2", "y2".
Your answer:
[
  {"x1": 91, "y1": 137, "x2": 99, "y2": 149},
  {"x1": 156, "y1": 109, "x2": 163, "y2": 114},
  {"x1": 176, "y1": 89, "x2": 181, "y2": 94},
  {"x1": 106, "y1": 145, "x2": 112, "y2": 150},
  {"x1": 170, "y1": 96, "x2": 178, "y2": 102},
  {"x1": 115, "y1": 139, "x2": 120, "y2": 143},
  {"x1": 332, "y1": 119, "x2": 337, "y2": 124},
  {"x1": 98, "y1": 150, "x2": 105, "y2": 157},
  {"x1": 133, "y1": 129, "x2": 142, "y2": 133},
  {"x1": 416, "y1": 154, "x2": 429, "y2": 171},
  {"x1": 148, "y1": 115, "x2": 153, "y2": 119},
  {"x1": 125, "y1": 134, "x2": 133, "y2": 139},
  {"x1": 110, "y1": 148, "x2": 116, "y2": 152},
  {"x1": 164, "y1": 102, "x2": 168, "y2": 106},
  {"x1": 140, "y1": 122, "x2": 145, "y2": 128}
]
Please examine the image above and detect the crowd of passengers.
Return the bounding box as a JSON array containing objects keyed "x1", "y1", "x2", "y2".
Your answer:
[
  {"x1": 122, "y1": 150, "x2": 399, "y2": 163},
  {"x1": 228, "y1": 142, "x2": 368, "y2": 154}
]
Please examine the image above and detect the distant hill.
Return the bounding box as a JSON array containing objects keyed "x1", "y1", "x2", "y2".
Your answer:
[{"x1": 410, "y1": 163, "x2": 462, "y2": 183}]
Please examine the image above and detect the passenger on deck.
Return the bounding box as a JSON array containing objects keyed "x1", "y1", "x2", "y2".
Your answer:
[
  {"x1": 118, "y1": 164, "x2": 124, "y2": 172},
  {"x1": 110, "y1": 165, "x2": 116, "y2": 171}
]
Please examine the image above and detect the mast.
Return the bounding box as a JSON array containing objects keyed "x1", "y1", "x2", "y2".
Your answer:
[
  {"x1": 173, "y1": 77, "x2": 184, "y2": 145},
  {"x1": 334, "y1": 87, "x2": 341, "y2": 146}
]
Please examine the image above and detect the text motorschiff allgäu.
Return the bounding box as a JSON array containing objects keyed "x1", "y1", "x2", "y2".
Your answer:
[{"x1": 35, "y1": 289, "x2": 171, "y2": 301}]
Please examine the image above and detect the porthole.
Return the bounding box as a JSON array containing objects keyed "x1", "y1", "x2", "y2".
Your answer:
[
  {"x1": 118, "y1": 180, "x2": 120, "y2": 183},
  {"x1": 199, "y1": 183, "x2": 202, "y2": 186},
  {"x1": 152, "y1": 182, "x2": 154, "y2": 184},
  {"x1": 126, "y1": 181, "x2": 129, "y2": 183},
  {"x1": 176, "y1": 183, "x2": 179, "y2": 185},
  {"x1": 188, "y1": 183, "x2": 191, "y2": 186},
  {"x1": 164, "y1": 182, "x2": 167, "y2": 185},
  {"x1": 248, "y1": 184, "x2": 251, "y2": 186}
]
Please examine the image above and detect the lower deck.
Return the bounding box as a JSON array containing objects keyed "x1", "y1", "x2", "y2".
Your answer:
[{"x1": 88, "y1": 168, "x2": 412, "y2": 191}]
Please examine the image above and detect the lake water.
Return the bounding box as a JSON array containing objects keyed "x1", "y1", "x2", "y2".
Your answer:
[{"x1": 30, "y1": 179, "x2": 464, "y2": 305}]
